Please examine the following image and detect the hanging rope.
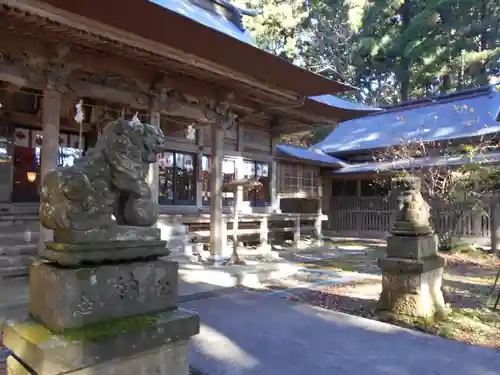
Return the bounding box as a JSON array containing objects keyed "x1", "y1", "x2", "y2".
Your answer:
[{"x1": 74, "y1": 100, "x2": 84, "y2": 153}]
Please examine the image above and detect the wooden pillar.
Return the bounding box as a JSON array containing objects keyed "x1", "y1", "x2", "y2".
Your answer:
[
  {"x1": 39, "y1": 89, "x2": 61, "y2": 249},
  {"x1": 270, "y1": 137, "x2": 280, "y2": 213},
  {"x1": 315, "y1": 171, "x2": 324, "y2": 245},
  {"x1": 294, "y1": 215, "x2": 301, "y2": 247},
  {"x1": 232, "y1": 157, "x2": 244, "y2": 260},
  {"x1": 196, "y1": 128, "x2": 204, "y2": 211},
  {"x1": 323, "y1": 172, "x2": 333, "y2": 229},
  {"x1": 491, "y1": 200, "x2": 500, "y2": 256},
  {"x1": 209, "y1": 122, "x2": 227, "y2": 260},
  {"x1": 259, "y1": 215, "x2": 272, "y2": 256},
  {"x1": 0, "y1": 93, "x2": 14, "y2": 202},
  {"x1": 148, "y1": 111, "x2": 161, "y2": 206}
]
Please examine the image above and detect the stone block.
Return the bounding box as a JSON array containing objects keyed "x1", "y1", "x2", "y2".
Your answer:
[
  {"x1": 378, "y1": 255, "x2": 445, "y2": 275},
  {"x1": 386, "y1": 234, "x2": 438, "y2": 260},
  {"x1": 377, "y1": 255, "x2": 447, "y2": 318},
  {"x1": 378, "y1": 267, "x2": 447, "y2": 318},
  {"x1": 40, "y1": 240, "x2": 169, "y2": 266},
  {"x1": 54, "y1": 226, "x2": 162, "y2": 243},
  {"x1": 29, "y1": 259, "x2": 179, "y2": 331},
  {"x1": 3, "y1": 308, "x2": 199, "y2": 375}
]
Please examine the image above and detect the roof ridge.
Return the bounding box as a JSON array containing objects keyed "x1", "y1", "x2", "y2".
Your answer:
[
  {"x1": 368, "y1": 85, "x2": 496, "y2": 117},
  {"x1": 188, "y1": 0, "x2": 258, "y2": 31}
]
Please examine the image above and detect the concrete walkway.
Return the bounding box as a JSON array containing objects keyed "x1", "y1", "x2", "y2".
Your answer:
[{"x1": 183, "y1": 290, "x2": 500, "y2": 375}]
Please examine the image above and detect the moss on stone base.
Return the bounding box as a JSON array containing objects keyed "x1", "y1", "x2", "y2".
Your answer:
[
  {"x1": 13, "y1": 312, "x2": 167, "y2": 345},
  {"x1": 60, "y1": 314, "x2": 159, "y2": 342}
]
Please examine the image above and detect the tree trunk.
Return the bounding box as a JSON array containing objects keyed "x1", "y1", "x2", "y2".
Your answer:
[
  {"x1": 397, "y1": 0, "x2": 412, "y2": 101},
  {"x1": 477, "y1": 0, "x2": 490, "y2": 85},
  {"x1": 491, "y1": 200, "x2": 500, "y2": 257}
]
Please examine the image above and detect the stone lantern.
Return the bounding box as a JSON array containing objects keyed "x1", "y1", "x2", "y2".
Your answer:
[{"x1": 377, "y1": 175, "x2": 448, "y2": 319}]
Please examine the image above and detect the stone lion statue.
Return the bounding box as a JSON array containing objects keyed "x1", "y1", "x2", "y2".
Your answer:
[
  {"x1": 40, "y1": 118, "x2": 165, "y2": 231},
  {"x1": 391, "y1": 176, "x2": 433, "y2": 235}
]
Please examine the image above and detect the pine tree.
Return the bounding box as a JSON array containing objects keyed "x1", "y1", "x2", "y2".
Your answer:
[
  {"x1": 352, "y1": 0, "x2": 500, "y2": 101},
  {"x1": 234, "y1": 0, "x2": 309, "y2": 61}
]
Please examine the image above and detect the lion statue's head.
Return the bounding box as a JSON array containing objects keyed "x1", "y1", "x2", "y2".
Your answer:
[{"x1": 97, "y1": 117, "x2": 165, "y2": 163}]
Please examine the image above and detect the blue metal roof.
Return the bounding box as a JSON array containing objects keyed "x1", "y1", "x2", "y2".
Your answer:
[
  {"x1": 309, "y1": 95, "x2": 379, "y2": 112},
  {"x1": 333, "y1": 150, "x2": 500, "y2": 174},
  {"x1": 149, "y1": 1, "x2": 377, "y2": 117},
  {"x1": 149, "y1": 0, "x2": 255, "y2": 45},
  {"x1": 316, "y1": 85, "x2": 500, "y2": 154},
  {"x1": 277, "y1": 144, "x2": 348, "y2": 167}
]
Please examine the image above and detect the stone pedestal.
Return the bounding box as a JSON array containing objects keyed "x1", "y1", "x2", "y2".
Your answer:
[
  {"x1": 4, "y1": 118, "x2": 199, "y2": 374},
  {"x1": 4, "y1": 308, "x2": 198, "y2": 375},
  {"x1": 377, "y1": 176, "x2": 447, "y2": 319},
  {"x1": 29, "y1": 259, "x2": 179, "y2": 330},
  {"x1": 377, "y1": 236, "x2": 447, "y2": 318},
  {"x1": 3, "y1": 234, "x2": 200, "y2": 375}
]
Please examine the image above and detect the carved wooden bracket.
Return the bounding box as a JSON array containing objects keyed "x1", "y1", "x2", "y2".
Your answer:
[
  {"x1": 204, "y1": 92, "x2": 238, "y2": 132},
  {"x1": 0, "y1": 50, "x2": 240, "y2": 125},
  {"x1": 23, "y1": 45, "x2": 81, "y2": 93}
]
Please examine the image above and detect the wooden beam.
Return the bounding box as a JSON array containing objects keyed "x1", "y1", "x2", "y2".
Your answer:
[{"x1": 0, "y1": 16, "x2": 299, "y2": 109}]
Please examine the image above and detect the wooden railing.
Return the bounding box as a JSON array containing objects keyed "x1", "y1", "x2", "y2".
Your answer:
[{"x1": 329, "y1": 197, "x2": 491, "y2": 241}]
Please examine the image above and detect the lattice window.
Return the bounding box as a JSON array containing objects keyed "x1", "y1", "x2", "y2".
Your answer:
[
  {"x1": 277, "y1": 163, "x2": 319, "y2": 196},
  {"x1": 301, "y1": 167, "x2": 317, "y2": 195}
]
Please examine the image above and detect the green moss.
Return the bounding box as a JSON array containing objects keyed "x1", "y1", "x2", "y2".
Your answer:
[
  {"x1": 59, "y1": 314, "x2": 159, "y2": 342},
  {"x1": 13, "y1": 314, "x2": 162, "y2": 345},
  {"x1": 75, "y1": 269, "x2": 93, "y2": 281}
]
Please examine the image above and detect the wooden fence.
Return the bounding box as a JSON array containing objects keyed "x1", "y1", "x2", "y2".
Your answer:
[{"x1": 329, "y1": 197, "x2": 491, "y2": 243}]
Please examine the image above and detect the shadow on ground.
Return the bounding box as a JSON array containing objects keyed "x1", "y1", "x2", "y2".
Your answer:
[{"x1": 183, "y1": 289, "x2": 500, "y2": 375}]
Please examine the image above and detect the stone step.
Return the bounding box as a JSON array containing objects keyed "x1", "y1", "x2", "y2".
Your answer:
[
  {"x1": 0, "y1": 265, "x2": 30, "y2": 279},
  {"x1": 0, "y1": 255, "x2": 35, "y2": 268},
  {"x1": 0, "y1": 232, "x2": 40, "y2": 246},
  {"x1": 0, "y1": 222, "x2": 40, "y2": 235},
  {"x1": 0, "y1": 228, "x2": 39, "y2": 237},
  {"x1": 0, "y1": 244, "x2": 37, "y2": 256},
  {"x1": 0, "y1": 214, "x2": 39, "y2": 223}
]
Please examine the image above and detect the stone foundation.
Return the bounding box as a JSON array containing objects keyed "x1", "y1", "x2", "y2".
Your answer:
[
  {"x1": 4, "y1": 309, "x2": 198, "y2": 375},
  {"x1": 377, "y1": 233, "x2": 448, "y2": 319},
  {"x1": 8, "y1": 341, "x2": 189, "y2": 375},
  {"x1": 3, "y1": 240, "x2": 200, "y2": 374},
  {"x1": 377, "y1": 259, "x2": 447, "y2": 318}
]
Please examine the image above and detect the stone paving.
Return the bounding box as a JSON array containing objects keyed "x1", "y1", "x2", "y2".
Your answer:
[
  {"x1": 185, "y1": 289, "x2": 500, "y2": 375},
  {"x1": 2, "y1": 284, "x2": 500, "y2": 374},
  {"x1": 3, "y1": 246, "x2": 498, "y2": 375}
]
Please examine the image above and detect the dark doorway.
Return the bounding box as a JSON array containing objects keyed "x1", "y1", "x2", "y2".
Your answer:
[{"x1": 12, "y1": 144, "x2": 39, "y2": 202}]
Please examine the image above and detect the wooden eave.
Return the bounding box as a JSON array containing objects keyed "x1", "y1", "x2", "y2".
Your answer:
[
  {"x1": 33, "y1": 0, "x2": 353, "y2": 96},
  {"x1": 274, "y1": 153, "x2": 344, "y2": 168},
  {"x1": 0, "y1": 2, "x2": 356, "y2": 135},
  {"x1": 0, "y1": 0, "x2": 352, "y2": 102},
  {"x1": 0, "y1": 5, "x2": 299, "y2": 109}
]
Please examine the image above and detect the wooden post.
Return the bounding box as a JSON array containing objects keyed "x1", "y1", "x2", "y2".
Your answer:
[
  {"x1": 196, "y1": 128, "x2": 204, "y2": 211},
  {"x1": 270, "y1": 137, "x2": 280, "y2": 213},
  {"x1": 209, "y1": 122, "x2": 225, "y2": 261},
  {"x1": 148, "y1": 111, "x2": 161, "y2": 206},
  {"x1": 231, "y1": 157, "x2": 244, "y2": 263},
  {"x1": 294, "y1": 215, "x2": 301, "y2": 247},
  {"x1": 259, "y1": 215, "x2": 271, "y2": 257},
  {"x1": 491, "y1": 199, "x2": 500, "y2": 257},
  {"x1": 38, "y1": 89, "x2": 61, "y2": 250},
  {"x1": 322, "y1": 172, "x2": 333, "y2": 229},
  {"x1": 231, "y1": 193, "x2": 243, "y2": 263},
  {"x1": 315, "y1": 172, "x2": 324, "y2": 246}
]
